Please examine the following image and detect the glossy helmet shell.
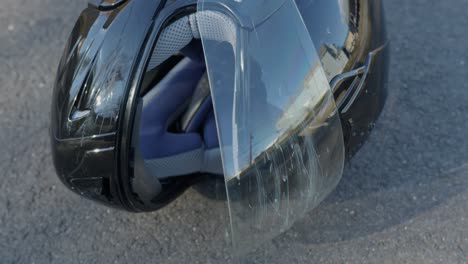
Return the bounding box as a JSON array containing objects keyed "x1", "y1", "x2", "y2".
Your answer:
[{"x1": 51, "y1": 0, "x2": 388, "y2": 212}]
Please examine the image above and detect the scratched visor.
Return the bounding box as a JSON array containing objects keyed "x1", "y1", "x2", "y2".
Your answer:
[{"x1": 196, "y1": 0, "x2": 345, "y2": 252}]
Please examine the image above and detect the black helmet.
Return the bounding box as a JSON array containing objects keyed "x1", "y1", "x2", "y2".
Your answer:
[{"x1": 51, "y1": 0, "x2": 388, "y2": 216}]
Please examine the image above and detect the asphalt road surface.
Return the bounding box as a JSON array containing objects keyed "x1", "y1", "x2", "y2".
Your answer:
[{"x1": 1, "y1": 0, "x2": 467, "y2": 263}]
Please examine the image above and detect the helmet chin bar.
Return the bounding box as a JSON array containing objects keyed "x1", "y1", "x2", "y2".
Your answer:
[{"x1": 51, "y1": 0, "x2": 388, "y2": 214}]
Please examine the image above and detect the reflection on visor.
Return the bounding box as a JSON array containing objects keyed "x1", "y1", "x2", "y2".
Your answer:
[{"x1": 197, "y1": 0, "x2": 345, "y2": 253}]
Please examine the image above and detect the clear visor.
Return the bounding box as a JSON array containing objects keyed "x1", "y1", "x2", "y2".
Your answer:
[{"x1": 196, "y1": 0, "x2": 345, "y2": 253}]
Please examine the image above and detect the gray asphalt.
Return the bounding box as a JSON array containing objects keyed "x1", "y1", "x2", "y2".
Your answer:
[{"x1": 1, "y1": 0, "x2": 468, "y2": 263}]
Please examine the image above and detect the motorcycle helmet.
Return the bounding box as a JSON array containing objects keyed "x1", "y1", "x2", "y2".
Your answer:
[{"x1": 51, "y1": 0, "x2": 388, "y2": 220}]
